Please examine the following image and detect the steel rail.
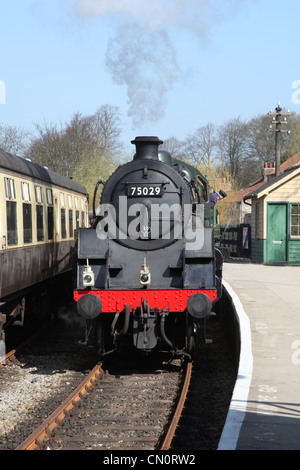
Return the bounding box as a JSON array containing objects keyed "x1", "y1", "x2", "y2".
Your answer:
[
  {"x1": 15, "y1": 362, "x2": 103, "y2": 450},
  {"x1": 0, "y1": 348, "x2": 17, "y2": 367},
  {"x1": 160, "y1": 361, "x2": 192, "y2": 450},
  {"x1": 0, "y1": 321, "x2": 52, "y2": 367}
]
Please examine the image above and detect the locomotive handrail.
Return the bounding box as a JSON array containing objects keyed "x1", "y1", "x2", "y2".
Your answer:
[{"x1": 92, "y1": 178, "x2": 105, "y2": 219}]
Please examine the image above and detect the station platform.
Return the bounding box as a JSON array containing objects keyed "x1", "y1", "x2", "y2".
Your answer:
[{"x1": 218, "y1": 262, "x2": 300, "y2": 450}]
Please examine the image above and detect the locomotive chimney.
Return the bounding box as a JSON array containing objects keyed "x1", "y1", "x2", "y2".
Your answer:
[{"x1": 131, "y1": 136, "x2": 163, "y2": 161}]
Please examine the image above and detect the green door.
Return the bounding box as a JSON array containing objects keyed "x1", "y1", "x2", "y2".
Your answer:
[{"x1": 267, "y1": 203, "x2": 287, "y2": 263}]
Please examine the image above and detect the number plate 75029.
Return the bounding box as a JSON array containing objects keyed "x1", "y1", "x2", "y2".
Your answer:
[{"x1": 127, "y1": 185, "x2": 164, "y2": 197}]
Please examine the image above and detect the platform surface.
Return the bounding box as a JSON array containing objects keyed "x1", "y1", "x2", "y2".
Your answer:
[{"x1": 219, "y1": 263, "x2": 300, "y2": 450}]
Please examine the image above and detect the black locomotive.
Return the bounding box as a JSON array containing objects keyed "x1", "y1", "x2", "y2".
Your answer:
[{"x1": 74, "y1": 137, "x2": 223, "y2": 358}]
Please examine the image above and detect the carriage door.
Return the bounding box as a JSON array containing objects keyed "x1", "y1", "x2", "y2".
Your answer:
[{"x1": 267, "y1": 203, "x2": 287, "y2": 264}]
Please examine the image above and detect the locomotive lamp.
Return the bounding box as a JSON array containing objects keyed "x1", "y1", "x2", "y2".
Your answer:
[
  {"x1": 83, "y1": 259, "x2": 95, "y2": 287},
  {"x1": 140, "y1": 259, "x2": 151, "y2": 286}
]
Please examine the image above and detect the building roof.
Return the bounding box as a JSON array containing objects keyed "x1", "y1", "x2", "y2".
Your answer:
[
  {"x1": 239, "y1": 151, "x2": 300, "y2": 202},
  {"x1": 243, "y1": 164, "x2": 300, "y2": 201},
  {"x1": 273, "y1": 151, "x2": 300, "y2": 173}
]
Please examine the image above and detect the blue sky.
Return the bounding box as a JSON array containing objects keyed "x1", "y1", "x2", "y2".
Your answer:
[{"x1": 1, "y1": 0, "x2": 300, "y2": 150}]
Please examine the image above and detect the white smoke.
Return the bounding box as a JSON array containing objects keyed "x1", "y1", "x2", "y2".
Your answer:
[
  {"x1": 75, "y1": 0, "x2": 255, "y2": 126},
  {"x1": 75, "y1": 0, "x2": 215, "y2": 36},
  {"x1": 105, "y1": 24, "x2": 180, "y2": 127}
]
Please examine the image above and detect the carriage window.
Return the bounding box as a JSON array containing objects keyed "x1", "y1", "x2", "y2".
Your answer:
[
  {"x1": 23, "y1": 203, "x2": 32, "y2": 243},
  {"x1": 4, "y1": 177, "x2": 16, "y2": 199},
  {"x1": 80, "y1": 199, "x2": 87, "y2": 228},
  {"x1": 5, "y1": 178, "x2": 18, "y2": 246},
  {"x1": 46, "y1": 188, "x2": 53, "y2": 205},
  {"x1": 35, "y1": 186, "x2": 44, "y2": 241},
  {"x1": 36, "y1": 205, "x2": 44, "y2": 241},
  {"x1": 35, "y1": 185, "x2": 43, "y2": 203},
  {"x1": 6, "y1": 201, "x2": 18, "y2": 245},
  {"x1": 61, "y1": 209, "x2": 67, "y2": 239},
  {"x1": 47, "y1": 206, "x2": 54, "y2": 240},
  {"x1": 21, "y1": 182, "x2": 31, "y2": 202},
  {"x1": 76, "y1": 210, "x2": 80, "y2": 229},
  {"x1": 46, "y1": 189, "x2": 54, "y2": 240},
  {"x1": 60, "y1": 192, "x2": 65, "y2": 207},
  {"x1": 69, "y1": 210, "x2": 73, "y2": 238}
]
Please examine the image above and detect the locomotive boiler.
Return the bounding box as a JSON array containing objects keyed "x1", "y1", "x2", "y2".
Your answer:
[{"x1": 74, "y1": 137, "x2": 223, "y2": 358}]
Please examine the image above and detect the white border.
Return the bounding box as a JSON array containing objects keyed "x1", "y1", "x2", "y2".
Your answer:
[{"x1": 217, "y1": 280, "x2": 253, "y2": 450}]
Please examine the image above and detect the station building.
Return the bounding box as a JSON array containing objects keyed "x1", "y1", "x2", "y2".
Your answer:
[{"x1": 243, "y1": 153, "x2": 300, "y2": 265}]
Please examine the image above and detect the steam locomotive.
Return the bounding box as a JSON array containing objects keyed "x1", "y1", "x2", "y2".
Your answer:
[{"x1": 74, "y1": 137, "x2": 223, "y2": 358}]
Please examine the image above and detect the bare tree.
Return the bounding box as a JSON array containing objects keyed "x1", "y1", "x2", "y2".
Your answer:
[
  {"x1": 160, "y1": 137, "x2": 185, "y2": 159},
  {"x1": 27, "y1": 121, "x2": 73, "y2": 176},
  {"x1": 64, "y1": 112, "x2": 97, "y2": 163},
  {"x1": 279, "y1": 112, "x2": 300, "y2": 160},
  {"x1": 91, "y1": 104, "x2": 123, "y2": 156},
  {"x1": 216, "y1": 117, "x2": 249, "y2": 188},
  {"x1": 182, "y1": 123, "x2": 217, "y2": 173},
  {"x1": 27, "y1": 105, "x2": 123, "y2": 180},
  {"x1": 195, "y1": 123, "x2": 217, "y2": 169},
  {"x1": 0, "y1": 123, "x2": 31, "y2": 155}
]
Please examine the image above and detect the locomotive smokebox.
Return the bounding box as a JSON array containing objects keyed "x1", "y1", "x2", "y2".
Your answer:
[
  {"x1": 131, "y1": 136, "x2": 163, "y2": 161},
  {"x1": 186, "y1": 293, "x2": 212, "y2": 320}
]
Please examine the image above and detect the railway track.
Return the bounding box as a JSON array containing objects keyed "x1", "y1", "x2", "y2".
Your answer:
[
  {"x1": 16, "y1": 353, "x2": 187, "y2": 451},
  {"x1": 0, "y1": 321, "x2": 51, "y2": 368},
  {"x1": 1, "y1": 303, "x2": 236, "y2": 451},
  {"x1": 15, "y1": 363, "x2": 104, "y2": 450},
  {"x1": 0, "y1": 307, "x2": 97, "y2": 450}
]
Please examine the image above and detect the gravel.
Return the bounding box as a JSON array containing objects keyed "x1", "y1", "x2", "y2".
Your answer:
[
  {"x1": 0, "y1": 303, "x2": 237, "y2": 451},
  {"x1": 0, "y1": 305, "x2": 95, "y2": 450}
]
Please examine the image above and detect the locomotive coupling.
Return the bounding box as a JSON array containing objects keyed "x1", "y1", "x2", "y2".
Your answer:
[{"x1": 140, "y1": 258, "x2": 151, "y2": 286}]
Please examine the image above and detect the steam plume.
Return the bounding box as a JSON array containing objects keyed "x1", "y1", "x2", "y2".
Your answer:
[
  {"x1": 105, "y1": 24, "x2": 179, "y2": 127},
  {"x1": 75, "y1": 0, "x2": 256, "y2": 126}
]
